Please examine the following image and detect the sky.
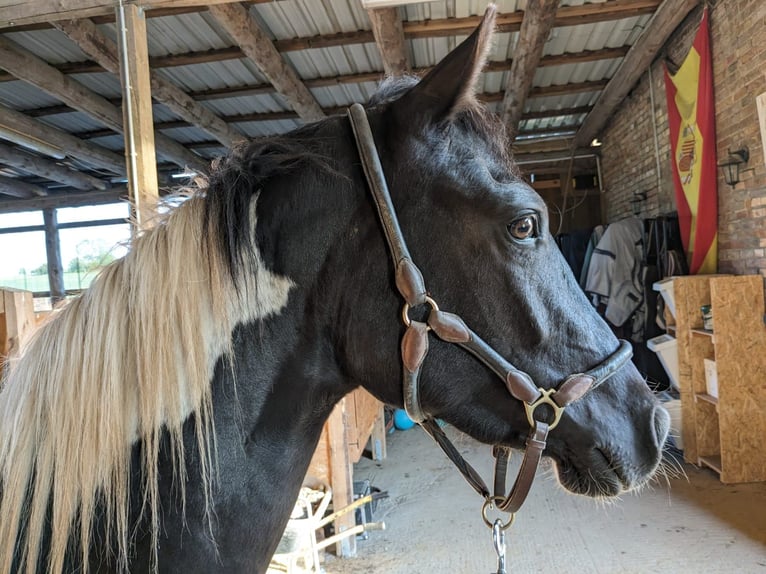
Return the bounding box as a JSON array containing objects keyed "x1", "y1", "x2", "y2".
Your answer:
[{"x1": 0, "y1": 203, "x2": 131, "y2": 279}]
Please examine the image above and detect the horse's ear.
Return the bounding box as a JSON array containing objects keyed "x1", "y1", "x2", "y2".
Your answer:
[{"x1": 395, "y1": 4, "x2": 496, "y2": 122}]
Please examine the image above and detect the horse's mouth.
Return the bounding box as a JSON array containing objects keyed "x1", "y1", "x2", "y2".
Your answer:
[{"x1": 550, "y1": 449, "x2": 629, "y2": 498}]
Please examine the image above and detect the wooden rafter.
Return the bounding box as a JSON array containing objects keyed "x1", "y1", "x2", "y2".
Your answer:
[
  {"x1": 23, "y1": 46, "x2": 624, "y2": 120},
  {"x1": 501, "y1": 0, "x2": 560, "y2": 139},
  {"x1": 0, "y1": 34, "x2": 205, "y2": 172},
  {"x1": 0, "y1": 174, "x2": 47, "y2": 198},
  {"x1": 1, "y1": 0, "x2": 661, "y2": 42},
  {"x1": 208, "y1": 2, "x2": 324, "y2": 122},
  {"x1": 0, "y1": 44, "x2": 629, "y2": 85},
  {"x1": 0, "y1": 142, "x2": 107, "y2": 190},
  {"x1": 367, "y1": 7, "x2": 410, "y2": 76},
  {"x1": 575, "y1": 0, "x2": 701, "y2": 147},
  {"x1": 54, "y1": 18, "x2": 242, "y2": 148},
  {"x1": 75, "y1": 104, "x2": 592, "y2": 140},
  {"x1": 0, "y1": 189, "x2": 127, "y2": 213},
  {"x1": 0, "y1": 102, "x2": 125, "y2": 174}
]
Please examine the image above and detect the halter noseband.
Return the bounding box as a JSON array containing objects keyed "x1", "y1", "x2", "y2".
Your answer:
[{"x1": 347, "y1": 103, "x2": 632, "y2": 519}]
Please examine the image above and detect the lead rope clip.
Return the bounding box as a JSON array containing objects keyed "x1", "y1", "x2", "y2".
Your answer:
[{"x1": 491, "y1": 518, "x2": 507, "y2": 574}]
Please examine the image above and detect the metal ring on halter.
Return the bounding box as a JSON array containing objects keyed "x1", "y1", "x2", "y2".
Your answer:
[
  {"x1": 401, "y1": 296, "x2": 439, "y2": 328},
  {"x1": 481, "y1": 496, "x2": 516, "y2": 530}
]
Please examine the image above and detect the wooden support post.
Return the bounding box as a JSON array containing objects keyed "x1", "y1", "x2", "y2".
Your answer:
[
  {"x1": 367, "y1": 7, "x2": 410, "y2": 76},
  {"x1": 370, "y1": 405, "x2": 387, "y2": 462},
  {"x1": 116, "y1": 2, "x2": 158, "y2": 229},
  {"x1": 43, "y1": 208, "x2": 66, "y2": 304},
  {"x1": 327, "y1": 399, "x2": 357, "y2": 557}
]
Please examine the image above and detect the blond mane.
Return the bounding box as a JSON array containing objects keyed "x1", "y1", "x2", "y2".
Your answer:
[{"x1": 0, "y1": 191, "x2": 293, "y2": 573}]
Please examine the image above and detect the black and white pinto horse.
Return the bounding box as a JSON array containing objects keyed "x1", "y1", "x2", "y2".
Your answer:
[{"x1": 0, "y1": 8, "x2": 668, "y2": 573}]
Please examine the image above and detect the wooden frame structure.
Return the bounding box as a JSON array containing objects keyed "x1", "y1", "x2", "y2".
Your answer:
[{"x1": 0, "y1": 0, "x2": 701, "y2": 205}]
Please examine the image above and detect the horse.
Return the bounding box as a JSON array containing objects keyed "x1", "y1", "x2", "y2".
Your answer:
[{"x1": 0, "y1": 6, "x2": 669, "y2": 573}]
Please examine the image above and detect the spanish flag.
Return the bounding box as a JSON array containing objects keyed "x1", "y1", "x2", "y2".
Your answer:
[{"x1": 664, "y1": 8, "x2": 717, "y2": 274}]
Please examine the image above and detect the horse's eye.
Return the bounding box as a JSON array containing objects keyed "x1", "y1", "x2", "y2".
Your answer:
[{"x1": 508, "y1": 215, "x2": 537, "y2": 241}]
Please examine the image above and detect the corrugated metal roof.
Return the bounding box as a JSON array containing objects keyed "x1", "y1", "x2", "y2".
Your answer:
[{"x1": 0, "y1": 0, "x2": 666, "y2": 200}]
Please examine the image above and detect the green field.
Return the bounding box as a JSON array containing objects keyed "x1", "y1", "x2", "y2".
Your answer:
[{"x1": 0, "y1": 272, "x2": 97, "y2": 294}]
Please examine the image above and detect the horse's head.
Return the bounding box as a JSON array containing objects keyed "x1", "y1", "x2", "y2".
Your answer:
[{"x1": 347, "y1": 6, "x2": 668, "y2": 499}]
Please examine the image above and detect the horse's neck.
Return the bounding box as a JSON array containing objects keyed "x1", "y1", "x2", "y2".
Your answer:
[{"x1": 128, "y1": 313, "x2": 351, "y2": 573}]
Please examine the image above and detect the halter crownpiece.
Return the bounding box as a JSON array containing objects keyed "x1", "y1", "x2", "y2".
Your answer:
[{"x1": 347, "y1": 103, "x2": 633, "y2": 518}]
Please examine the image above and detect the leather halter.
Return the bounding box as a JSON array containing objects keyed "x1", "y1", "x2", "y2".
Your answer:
[{"x1": 347, "y1": 103, "x2": 632, "y2": 518}]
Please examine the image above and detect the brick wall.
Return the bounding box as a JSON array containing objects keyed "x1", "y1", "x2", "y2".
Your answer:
[{"x1": 599, "y1": 0, "x2": 766, "y2": 276}]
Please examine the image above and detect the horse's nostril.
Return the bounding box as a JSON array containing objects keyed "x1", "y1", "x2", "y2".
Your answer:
[{"x1": 653, "y1": 405, "x2": 671, "y2": 447}]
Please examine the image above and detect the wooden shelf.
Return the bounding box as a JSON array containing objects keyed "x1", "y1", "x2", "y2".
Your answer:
[
  {"x1": 699, "y1": 454, "x2": 722, "y2": 474},
  {"x1": 674, "y1": 275, "x2": 766, "y2": 484},
  {"x1": 691, "y1": 328, "x2": 714, "y2": 337},
  {"x1": 695, "y1": 392, "x2": 719, "y2": 408}
]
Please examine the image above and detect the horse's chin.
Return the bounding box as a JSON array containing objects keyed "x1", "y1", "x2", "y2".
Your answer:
[{"x1": 550, "y1": 450, "x2": 634, "y2": 498}]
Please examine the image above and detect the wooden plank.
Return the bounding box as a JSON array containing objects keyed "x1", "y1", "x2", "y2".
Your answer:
[
  {"x1": 0, "y1": 174, "x2": 47, "y2": 198},
  {"x1": 575, "y1": 0, "x2": 701, "y2": 147},
  {"x1": 501, "y1": 0, "x2": 560, "y2": 138},
  {"x1": 367, "y1": 7, "x2": 409, "y2": 76},
  {"x1": 0, "y1": 288, "x2": 36, "y2": 361},
  {"x1": 0, "y1": 0, "x2": 660, "y2": 33},
  {"x1": 209, "y1": 2, "x2": 324, "y2": 122},
  {"x1": 54, "y1": 18, "x2": 242, "y2": 148},
  {"x1": 117, "y1": 3, "x2": 159, "y2": 228},
  {"x1": 673, "y1": 275, "x2": 712, "y2": 464},
  {"x1": 0, "y1": 0, "x2": 272, "y2": 28},
  {"x1": 326, "y1": 398, "x2": 356, "y2": 557},
  {"x1": 43, "y1": 208, "x2": 65, "y2": 303},
  {"x1": 0, "y1": 41, "x2": 629, "y2": 85},
  {"x1": 0, "y1": 189, "x2": 126, "y2": 214},
  {"x1": 0, "y1": 142, "x2": 107, "y2": 190},
  {"x1": 710, "y1": 276, "x2": 766, "y2": 483},
  {"x1": 0, "y1": 102, "x2": 125, "y2": 174}
]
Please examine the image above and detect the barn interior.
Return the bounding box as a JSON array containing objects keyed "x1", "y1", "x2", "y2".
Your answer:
[{"x1": 0, "y1": 1, "x2": 764, "y2": 573}]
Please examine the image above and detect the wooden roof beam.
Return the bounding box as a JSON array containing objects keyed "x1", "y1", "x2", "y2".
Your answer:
[
  {"x1": 0, "y1": 189, "x2": 127, "y2": 213},
  {"x1": 575, "y1": 0, "x2": 701, "y2": 147},
  {"x1": 0, "y1": 35, "x2": 205, "y2": 172},
  {"x1": 0, "y1": 0, "x2": 273, "y2": 29},
  {"x1": 501, "y1": 0, "x2": 560, "y2": 139},
  {"x1": 0, "y1": 38, "x2": 630, "y2": 85},
  {"x1": 0, "y1": 102, "x2": 125, "y2": 174},
  {"x1": 367, "y1": 7, "x2": 410, "y2": 76},
  {"x1": 208, "y1": 2, "x2": 324, "y2": 122},
  {"x1": 0, "y1": 0, "x2": 662, "y2": 53},
  {"x1": 54, "y1": 18, "x2": 243, "y2": 149},
  {"x1": 0, "y1": 174, "x2": 47, "y2": 198},
  {"x1": 0, "y1": 142, "x2": 108, "y2": 190}
]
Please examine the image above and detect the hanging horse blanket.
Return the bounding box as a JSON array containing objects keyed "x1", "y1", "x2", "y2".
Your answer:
[{"x1": 585, "y1": 217, "x2": 644, "y2": 331}]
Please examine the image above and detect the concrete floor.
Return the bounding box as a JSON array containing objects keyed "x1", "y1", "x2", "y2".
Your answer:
[{"x1": 315, "y1": 425, "x2": 766, "y2": 574}]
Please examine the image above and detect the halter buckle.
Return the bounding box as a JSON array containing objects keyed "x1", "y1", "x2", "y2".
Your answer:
[{"x1": 524, "y1": 388, "x2": 564, "y2": 430}]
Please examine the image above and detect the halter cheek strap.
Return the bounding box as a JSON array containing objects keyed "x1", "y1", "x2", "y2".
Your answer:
[{"x1": 347, "y1": 103, "x2": 632, "y2": 518}]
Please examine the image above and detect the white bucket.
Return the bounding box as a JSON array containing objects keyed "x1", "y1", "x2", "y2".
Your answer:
[{"x1": 647, "y1": 334, "x2": 680, "y2": 391}]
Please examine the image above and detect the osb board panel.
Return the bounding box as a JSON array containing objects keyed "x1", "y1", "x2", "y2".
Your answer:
[
  {"x1": 711, "y1": 275, "x2": 766, "y2": 483},
  {"x1": 348, "y1": 388, "x2": 380, "y2": 463},
  {"x1": 689, "y1": 332, "x2": 714, "y2": 396},
  {"x1": 694, "y1": 399, "x2": 720, "y2": 459},
  {"x1": 306, "y1": 423, "x2": 331, "y2": 486},
  {"x1": 1, "y1": 288, "x2": 36, "y2": 359},
  {"x1": 673, "y1": 276, "x2": 713, "y2": 463}
]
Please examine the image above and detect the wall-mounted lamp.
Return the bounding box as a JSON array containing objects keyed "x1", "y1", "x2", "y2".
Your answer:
[
  {"x1": 630, "y1": 190, "x2": 647, "y2": 216},
  {"x1": 718, "y1": 147, "x2": 749, "y2": 188}
]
